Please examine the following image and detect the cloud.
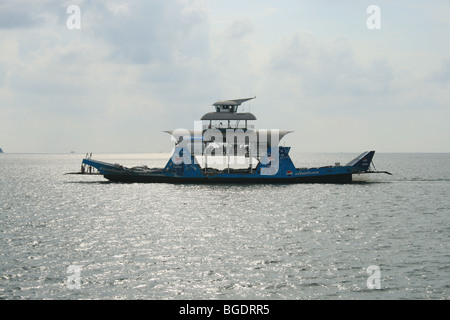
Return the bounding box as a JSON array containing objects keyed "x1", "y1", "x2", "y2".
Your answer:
[
  {"x1": 269, "y1": 33, "x2": 395, "y2": 100},
  {"x1": 224, "y1": 18, "x2": 254, "y2": 40},
  {"x1": 81, "y1": 1, "x2": 211, "y2": 65},
  {"x1": 249, "y1": 29, "x2": 450, "y2": 153},
  {"x1": 0, "y1": 1, "x2": 45, "y2": 29},
  {"x1": 431, "y1": 58, "x2": 450, "y2": 82},
  {"x1": 0, "y1": 0, "x2": 223, "y2": 152}
]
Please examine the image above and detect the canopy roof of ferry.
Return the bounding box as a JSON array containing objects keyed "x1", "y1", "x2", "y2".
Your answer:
[
  {"x1": 212, "y1": 97, "x2": 256, "y2": 107},
  {"x1": 200, "y1": 112, "x2": 257, "y2": 121}
]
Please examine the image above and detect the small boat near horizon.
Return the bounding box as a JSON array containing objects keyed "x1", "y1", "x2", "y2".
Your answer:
[{"x1": 76, "y1": 97, "x2": 391, "y2": 183}]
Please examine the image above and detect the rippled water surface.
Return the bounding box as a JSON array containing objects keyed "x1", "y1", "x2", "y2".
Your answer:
[{"x1": 1, "y1": 152, "x2": 449, "y2": 299}]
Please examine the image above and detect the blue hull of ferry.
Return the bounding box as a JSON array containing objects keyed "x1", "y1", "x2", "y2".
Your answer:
[{"x1": 81, "y1": 147, "x2": 376, "y2": 184}]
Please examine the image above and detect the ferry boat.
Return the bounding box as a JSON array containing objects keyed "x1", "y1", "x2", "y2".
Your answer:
[{"x1": 80, "y1": 97, "x2": 390, "y2": 183}]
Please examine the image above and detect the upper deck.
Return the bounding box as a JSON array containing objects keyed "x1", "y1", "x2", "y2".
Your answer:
[{"x1": 201, "y1": 97, "x2": 257, "y2": 129}]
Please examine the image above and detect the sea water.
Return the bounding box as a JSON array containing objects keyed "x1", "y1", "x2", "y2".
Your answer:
[{"x1": 0, "y1": 152, "x2": 449, "y2": 299}]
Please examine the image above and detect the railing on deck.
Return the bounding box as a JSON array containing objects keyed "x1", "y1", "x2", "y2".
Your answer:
[{"x1": 202, "y1": 124, "x2": 255, "y2": 130}]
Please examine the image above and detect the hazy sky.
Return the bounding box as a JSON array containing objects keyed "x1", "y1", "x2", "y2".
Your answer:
[{"x1": 1, "y1": 0, "x2": 449, "y2": 153}]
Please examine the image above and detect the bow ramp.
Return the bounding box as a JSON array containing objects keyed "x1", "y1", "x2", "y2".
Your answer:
[
  {"x1": 346, "y1": 151, "x2": 375, "y2": 172},
  {"x1": 346, "y1": 151, "x2": 392, "y2": 175}
]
